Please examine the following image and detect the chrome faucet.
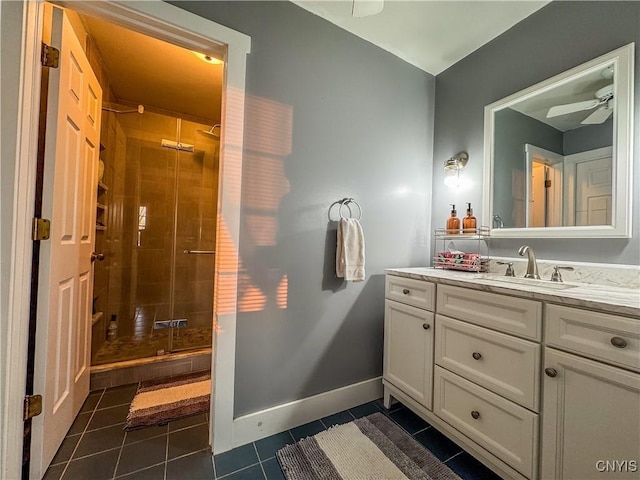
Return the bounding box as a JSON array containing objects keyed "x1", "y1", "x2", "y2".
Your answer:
[{"x1": 517, "y1": 245, "x2": 540, "y2": 279}]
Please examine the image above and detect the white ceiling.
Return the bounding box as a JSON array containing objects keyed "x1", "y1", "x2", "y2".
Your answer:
[
  {"x1": 79, "y1": 1, "x2": 551, "y2": 120},
  {"x1": 292, "y1": 0, "x2": 550, "y2": 75}
]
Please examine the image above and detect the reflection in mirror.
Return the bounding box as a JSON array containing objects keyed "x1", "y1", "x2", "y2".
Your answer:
[
  {"x1": 493, "y1": 64, "x2": 613, "y2": 228},
  {"x1": 484, "y1": 43, "x2": 634, "y2": 238}
]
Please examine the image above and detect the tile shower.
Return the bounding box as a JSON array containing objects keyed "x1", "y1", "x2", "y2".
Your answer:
[{"x1": 91, "y1": 107, "x2": 218, "y2": 384}]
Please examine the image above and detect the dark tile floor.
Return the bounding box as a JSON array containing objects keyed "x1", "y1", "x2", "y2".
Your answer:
[{"x1": 45, "y1": 385, "x2": 503, "y2": 480}]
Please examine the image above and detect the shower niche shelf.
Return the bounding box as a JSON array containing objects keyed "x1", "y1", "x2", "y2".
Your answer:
[
  {"x1": 92, "y1": 311, "x2": 104, "y2": 326},
  {"x1": 96, "y1": 154, "x2": 108, "y2": 231}
]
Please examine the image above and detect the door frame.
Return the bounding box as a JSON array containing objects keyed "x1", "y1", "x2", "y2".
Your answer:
[
  {"x1": 3, "y1": 1, "x2": 250, "y2": 476},
  {"x1": 524, "y1": 144, "x2": 564, "y2": 227}
]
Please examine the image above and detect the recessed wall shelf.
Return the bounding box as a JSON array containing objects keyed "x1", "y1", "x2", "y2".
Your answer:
[{"x1": 92, "y1": 311, "x2": 104, "y2": 326}]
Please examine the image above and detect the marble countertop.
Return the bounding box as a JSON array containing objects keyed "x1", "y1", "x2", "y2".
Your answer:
[{"x1": 386, "y1": 267, "x2": 640, "y2": 318}]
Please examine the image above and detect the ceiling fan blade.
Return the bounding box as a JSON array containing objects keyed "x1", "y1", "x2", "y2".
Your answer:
[
  {"x1": 582, "y1": 107, "x2": 613, "y2": 125},
  {"x1": 352, "y1": 0, "x2": 384, "y2": 18},
  {"x1": 546, "y1": 99, "x2": 600, "y2": 118}
]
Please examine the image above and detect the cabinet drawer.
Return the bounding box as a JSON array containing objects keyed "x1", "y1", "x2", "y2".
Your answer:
[
  {"x1": 437, "y1": 284, "x2": 541, "y2": 340},
  {"x1": 435, "y1": 315, "x2": 540, "y2": 411},
  {"x1": 545, "y1": 304, "x2": 640, "y2": 372},
  {"x1": 384, "y1": 300, "x2": 434, "y2": 409},
  {"x1": 434, "y1": 366, "x2": 538, "y2": 478},
  {"x1": 386, "y1": 275, "x2": 435, "y2": 311}
]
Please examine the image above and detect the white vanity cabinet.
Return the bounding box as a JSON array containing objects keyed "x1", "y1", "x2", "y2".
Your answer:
[
  {"x1": 541, "y1": 305, "x2": 640, "y2": 480},
  {"x1": 383, "y1": 276, "x2": 435, "y2": 409},
  {"x1": 383, "y1": 271, "x2": 640, "y2": 480}
]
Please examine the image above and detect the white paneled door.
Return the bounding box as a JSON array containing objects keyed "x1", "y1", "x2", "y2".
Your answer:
[
  {"x1": 575, "y1": 156, "x2": 612, "y2": 226},
  {"x1": 31, "y1": 8, "x2": 102, "y2": 478}
]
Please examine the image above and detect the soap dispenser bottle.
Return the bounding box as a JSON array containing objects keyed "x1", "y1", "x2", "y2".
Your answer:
[
  {"x1": 463, "y1": 202, "x2": 477, "y2": 234},
  {"x1": 447, "y1": 204, "x2": 460, "y2": 234}
]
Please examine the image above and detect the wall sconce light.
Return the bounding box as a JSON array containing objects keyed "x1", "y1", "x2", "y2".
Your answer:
[{"x1": 443, "y1": 151, "x2": 468, "y2": 188}]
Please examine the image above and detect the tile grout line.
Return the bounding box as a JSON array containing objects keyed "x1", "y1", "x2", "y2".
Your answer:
[
  {"x1": 111, "y1": 428, "x2": 129, "y2": 480},
  {"x1": 216, "y1": 461, "x2": 262, "y2": 480},
  {"x1": 168, "y1": 447, "x2": 211, "y2": 464},
  {"x1": 58, "y1": 388, "x2": 106, "y2": 480},
  {"x1": 163, "y1": 426, "x2": 170, "y2": 480},
  {"x1": 112, "y1": 461, "x2": 166, "y2": 479},
  {"x1": 412, "y1": 425, "x2": 432, "y2": 436},
  {"x1": 444, "y1": 450, "x2": 464, "y2": 463},
  {"x1": 252, "y1": 442, "x2": 268, "y2": 480}
]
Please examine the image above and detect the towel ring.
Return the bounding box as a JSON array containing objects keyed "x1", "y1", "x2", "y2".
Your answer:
[{"x1": 339, "y1": 198, "x2": 362, "y2": 220}]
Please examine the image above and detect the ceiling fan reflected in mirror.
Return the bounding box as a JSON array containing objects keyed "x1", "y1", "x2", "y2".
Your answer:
[
  {"x1": 546, "y1": 83, "x2": 614, "y2": 125},
  {"x1": 352, "y1": 0, "x2": 384, "y2": 18}
]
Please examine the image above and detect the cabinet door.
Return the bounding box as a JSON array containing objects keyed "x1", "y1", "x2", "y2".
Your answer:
[
  {"x1": 542, "y1": 348, "x2": 640, "y2": 480},
  {"x1": 384, "y1": 300, "x2": 434, "y2": 409}
]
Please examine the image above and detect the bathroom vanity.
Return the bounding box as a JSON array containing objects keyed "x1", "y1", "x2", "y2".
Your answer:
[{"x1": 383, "y1": 267, "x2": 640, "y2": 480}]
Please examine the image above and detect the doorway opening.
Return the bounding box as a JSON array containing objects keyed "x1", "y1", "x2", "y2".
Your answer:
[{"x1": 57, "y1": 4, "x2": 223, "y2": 383}]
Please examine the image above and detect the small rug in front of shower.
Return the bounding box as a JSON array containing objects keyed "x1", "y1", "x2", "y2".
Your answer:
[
  {"x1": 124, "y1": 370, "x2": 210, "y2": 430},
  {"x1": 277, "y1": 412, "x2": 461, "y2": 480}
]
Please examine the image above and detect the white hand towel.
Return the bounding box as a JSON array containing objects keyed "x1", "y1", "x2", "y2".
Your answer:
[{"x1": 336, "y1": 218, "x2": 365, "y2": 282}]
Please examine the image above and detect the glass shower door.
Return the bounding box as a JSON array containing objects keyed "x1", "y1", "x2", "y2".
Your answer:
[{"x1": 169, "y1": 119, "x2": 218, "y2": 352}]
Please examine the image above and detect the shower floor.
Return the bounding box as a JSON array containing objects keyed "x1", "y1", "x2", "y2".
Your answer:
[{"x1": 92, "y1": 326, "x2": 213, "y2": 365}]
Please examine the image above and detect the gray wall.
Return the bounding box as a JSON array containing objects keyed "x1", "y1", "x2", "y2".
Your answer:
[
  {"x1": 563, "y1": 118, "x2": 613, "y2": 155},
  {"x1": 174, "y1": 1, "x2": 435, "y2": 416},
  {"x1": 433, "y1": 1, "x2": 640, "y2": 264},
  {"x1": 493, "y1": 108, "x2": 563, "y2": 227}
]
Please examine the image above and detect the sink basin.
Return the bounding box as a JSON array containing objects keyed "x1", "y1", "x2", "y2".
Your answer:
[{"x1": 476, "y1": 275, "x2": 579, "y2": 290}]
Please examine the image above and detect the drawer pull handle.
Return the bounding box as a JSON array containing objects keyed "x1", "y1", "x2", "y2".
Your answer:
[
  {"x1": 470, "y1": 411, "x2": 480, "y2": 420},
  {"x1": 545, "y1": 367, "x2": 558, "y2": 378},
  {"x1": 472, "y1": 352, "x2": 482, "y2": 360},
  {"x1": 402, "y1": 289, "x2": 410, "y2": 295},
  {"x1": 422, "y1": 323, "x2": 430, "y2": 330},
  {"x1": 610, "y1": 337, "x2": 627, "y2": 349}
]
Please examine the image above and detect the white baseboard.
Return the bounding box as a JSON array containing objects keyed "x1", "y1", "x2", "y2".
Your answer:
[{"x1": 231, "y1": 376, "x2": 383, "y2": 449}]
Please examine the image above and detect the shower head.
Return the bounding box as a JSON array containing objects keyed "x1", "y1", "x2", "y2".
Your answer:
[
  {"x1": 102, "y1": 104, "x2": 144, "y2": 114},
  {"x1": 197, "y1": 124, "x2": 221, "y2": 139}
]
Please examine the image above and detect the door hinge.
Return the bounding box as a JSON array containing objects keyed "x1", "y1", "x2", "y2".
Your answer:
[
  {"x1": 544, "y1": 179, "x2": 552, "y2": 188},
  {"x1": 41, "y1": 42, "x2": 60, "y2": 68},
  {"x1": 32, "y1": 218, "x2": 51, "y2": 241},
  {"x1": 24, "y1": 395, "x2": 42, "y2": 421}
]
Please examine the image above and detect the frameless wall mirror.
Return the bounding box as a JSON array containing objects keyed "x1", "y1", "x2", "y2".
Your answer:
[{"x1": 483, "y1": 43, "x2": 634, "y2": 238}]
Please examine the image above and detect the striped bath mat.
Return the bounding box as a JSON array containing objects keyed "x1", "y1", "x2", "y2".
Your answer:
[
  {"x1": 277, "y1": 412, "x2": 460, "y2": 479},
  {"x1": 124, "y1": 371, "x2": 210, "y2": 430}
]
